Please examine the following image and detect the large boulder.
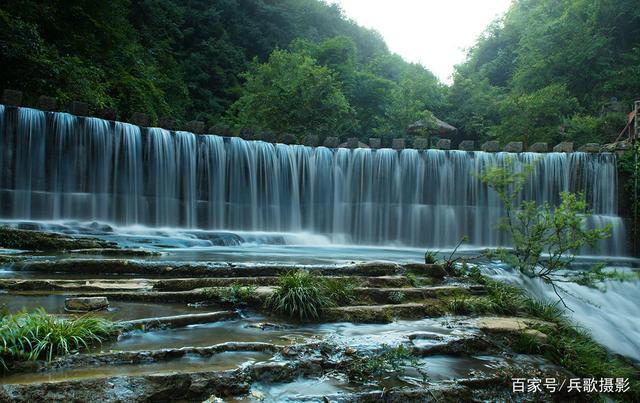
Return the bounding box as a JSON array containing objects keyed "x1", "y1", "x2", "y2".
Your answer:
[
  {"x1": 412, "y1": 137, "x2": 429, "y2": 149},
  {"x1": 65, "y1": 297, "x2": 109, "y2": 312},
  {"x1": 323, "y1": 136, "x2": 339, "y2": 148},
  {"x1": 369, "y1": 138, "x2": 381, "y2": 149}
]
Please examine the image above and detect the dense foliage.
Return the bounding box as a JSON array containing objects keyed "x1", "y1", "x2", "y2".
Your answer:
[
  {"x1": 447, "y1": 0, "x2": 640, "y2": 146},
  {"x1": 0, "y1": 0, "x2": 443, "y2": 141}
]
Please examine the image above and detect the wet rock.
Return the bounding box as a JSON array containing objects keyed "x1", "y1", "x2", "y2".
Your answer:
[
  {"x1": 474, "y1": 316, "x2": 552, "y2": 343},
  {"x1": 121, "y1": 310, "x2": 240, "y2": 331},
  {"x1": 412, "y1": 137, "x2": 429, "y2": 149},
  {"x1": 252, "y1": 361, "x2": 296, "y2": 382},
  {"x1": 411, "y1": 335, "x2": 494, "y2": 356},
  {"x1": 245, "y1": 322, "x2": 290, "y2": 331},
  {"x1": 323, "y1": 136, "x2": 339, "y2": 148},
  {"x1": 68, "y1": 248, "x2": 160, "y2": 257},
  {"x1": 65, "y1": 296, "x2": 109, "y2": 312},
  {"x1": 368, "y1": 138, "x2": 381, "y2": 149},
  {"x1": 2, "y1": 89, "x2": 22, "y2": 106},
  {"x1": 0, "y1": 370, "x2": 251, "y2": 402},
  {"x1": 0, "y1": 227, "x2": 115, "y2": 251},
  {"x1": 406, "y1": 331, "x2": 445, "y2": 341}
]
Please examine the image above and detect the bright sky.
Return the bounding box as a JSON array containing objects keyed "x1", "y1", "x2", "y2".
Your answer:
[{"x1": 328, "y1": 0, "x2": 513, "y2": 83}]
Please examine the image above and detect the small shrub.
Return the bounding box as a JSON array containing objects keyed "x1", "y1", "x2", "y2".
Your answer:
[
  {"x1": 388, "y1": 291, "x2": 405, "y2": 304},
  {"x1": 265, "y1": 270, "x2": 333, "y2": 321},
  {"x1": 0, "y1": 309, "x2": 116, "y2": 369}
]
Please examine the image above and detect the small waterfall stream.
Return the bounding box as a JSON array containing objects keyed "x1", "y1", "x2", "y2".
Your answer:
[{"x1": 0, "y1": 105, "x2": 626, "y2": 254}]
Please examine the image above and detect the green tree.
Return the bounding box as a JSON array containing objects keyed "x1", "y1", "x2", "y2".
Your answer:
[
  {"x1": 229, "y1": 49, "x2": 353, "y2": 137},
  {"x1": 493, "y1": 84, "x2": 579, "y2": 145},
  {"x1": 479, "y1": 160, "x2": 611, "y2": 306}
]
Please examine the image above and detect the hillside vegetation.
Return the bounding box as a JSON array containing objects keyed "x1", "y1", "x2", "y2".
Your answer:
[{"x1": 1, "y1": 0, "x2": 639, "y2": 145}]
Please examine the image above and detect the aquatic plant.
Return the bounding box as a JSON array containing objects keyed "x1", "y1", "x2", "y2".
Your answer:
[
  {"x1": 0, "y1": 308, "x2": 116, "y2": 369},
  {"x1": 265, "y1": 270, "x2": 333, "y2": 321}
]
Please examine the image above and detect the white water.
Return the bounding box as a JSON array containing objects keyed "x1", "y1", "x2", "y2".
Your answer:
[
  {"x1": 0, "y1": 105, "x2": 625, "y2": 254},
  {"x1": 484, "y1": 264, "x2": 640, "y2": 361}
]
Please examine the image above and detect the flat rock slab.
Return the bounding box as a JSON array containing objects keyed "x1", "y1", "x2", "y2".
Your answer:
[
  {"x1": 474, "y1": 316, "x2": 552, "y2": 342},
  {"x1": 325, "y1": 302, "x2": 446, "y2": 323},
  {"x1": 121, "y1": 310, "x2": 240, "y2": 331},
  {"x1": 65, "y1": 296, "x2": 109, "y2": 312},
  {"x1": 0, "y1": 227, "x2": 114, "y2": 251},
  {"x1": 0, "y1": 279, "x2": 151, "y2": 292}
]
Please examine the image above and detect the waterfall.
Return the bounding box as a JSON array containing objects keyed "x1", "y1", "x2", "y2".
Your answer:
[{"x1": 0, "y1": 105, "x2": 626, "y2": 254}]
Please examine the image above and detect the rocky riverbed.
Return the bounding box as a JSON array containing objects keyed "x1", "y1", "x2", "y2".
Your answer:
[{"x1": 0, "y1": 226, "x2": 637, "y2": 402}]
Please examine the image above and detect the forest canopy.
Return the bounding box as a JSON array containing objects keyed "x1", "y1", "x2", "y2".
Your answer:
[{"x1": 0, "y1": 0, "x2": 638, "y2": 146}]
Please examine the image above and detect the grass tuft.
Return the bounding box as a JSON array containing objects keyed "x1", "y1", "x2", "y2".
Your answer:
[
  {"x1": 0, "y1": 308, "x2": 116, "y2": 370},
  {"x1": 265, "y1": 270, "x2": 333, "y2": 321}
]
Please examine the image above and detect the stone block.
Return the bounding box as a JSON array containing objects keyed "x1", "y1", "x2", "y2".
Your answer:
[
  {"x1": 96, "y1": 108, "x2": 117, "y2": 121},
  {"x1": 70, "y1": 101, "x2": 89, "y2": 116},
  {"x1": 481, "y1": 141, "x2": 500, "y2": 152},
  {"x1": 392, "y1": 138, "x2": 406, "y2": 150},
  {"x1": 578, "y1": 143, "x2": 600, "y2": 153},
  {"x1": 436, "y1": 138, "x2": 451, "y2": 150},
  {"x1": 528, "y1": 142, "x2": 548, "y2": 152},
  {"x1": 552, "y1": 142, "x2": 574, "y2": 153},
  {"x1": 259, "y1": 131, "x2": 276, "y2": 143},
  {"x1": 37, "y1": 95, "x2": 57, "y2": 111},
  {"x1": 159, "y1": 117, "x2": 176, "y2": 131},
  {"x1": 280, "y1": 133, "x2": 297, "y2": 145},
  {"x1": 208, "y1": 123, "x2": 230, "y2": 136},
  {"x1": 458, "y1": 140, "x2": 475, "y2": 151},
  {"x1": 347, "y1": 137, "x2": 359, "y2": 149},
  {"x1": 2, "y1": 89, "x2": 22, "y2": 106},
  {"x1": 131, "y1": 112, "x2": 149, "y2": 127},
  {"x1": 238, "y1": 127, "x2": 255, "y2": 139},
  {"x1": 185, "y1": 120, "x2": 205, "y2": 134},
  {"x1": 303, "y1": 135, "x2": 319, "y2": 147},
  {"x1": 65, "y1": 297, "x2": 109, "y2": 312},
  {"x1": 369, "y1": 138, "x2": 381, "y2": 149},
  {"x1": 504, "y1": 141, "x2": 523, "y2": 153},
  {"x1": 412, "y1": 137, "x2": 429, "y2": 149},
  {"x1": 323, "y1": 136, "x2": 339, "y2": 148}
]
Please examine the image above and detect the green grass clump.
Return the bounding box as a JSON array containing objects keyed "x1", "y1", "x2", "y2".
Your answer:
[
  {"x1": 265, "y1": 270, "x2": 333, "y2": 321},
  {"x1": 211, "y1": 284, "x2": 257, "y2": 306},
  {"x1": 424, "y1": 250, "x2": 438, "y2": 264},
  {"x1": 0, "y1": 308, "x2": 116, "y2": 369},
  {"x1": 324, "y1": 277, "x2": 358, "y2": 305},
  {"x1": 448, "y1": 296, "x2": 494, "y2": 315}
]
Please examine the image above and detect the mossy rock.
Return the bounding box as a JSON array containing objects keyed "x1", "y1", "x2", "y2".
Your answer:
[{"x1": 0, "y1": 227, "x2": 115, "y2": 251}]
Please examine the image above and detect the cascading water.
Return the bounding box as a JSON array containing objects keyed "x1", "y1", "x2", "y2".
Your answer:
[{"x1": 0, "y1": 105, "x2": 626, "y2": 255}]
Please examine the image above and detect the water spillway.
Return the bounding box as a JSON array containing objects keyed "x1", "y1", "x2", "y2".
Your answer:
[{"x1": 0, "y1": 105, "x2": 625, "y2": 254}]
